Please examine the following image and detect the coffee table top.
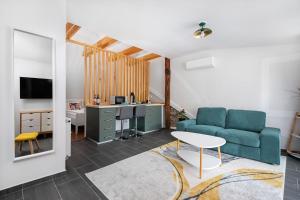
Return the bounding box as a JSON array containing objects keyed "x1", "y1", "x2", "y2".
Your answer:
[{"x1": 171, "y1": 131, "x2": 226, "y2": 148}]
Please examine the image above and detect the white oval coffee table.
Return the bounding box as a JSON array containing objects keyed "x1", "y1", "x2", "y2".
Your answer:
[{"x1": 171, "y1": 131, "x2": 226, "y2": 178}]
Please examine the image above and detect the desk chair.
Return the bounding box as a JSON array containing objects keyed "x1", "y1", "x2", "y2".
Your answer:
[
  {"x1": 116, "y1": 106, "x2": 134, "y2": 140},
  {"x1": 133, "y1": 105, "x2": 146, "y2": 137}
]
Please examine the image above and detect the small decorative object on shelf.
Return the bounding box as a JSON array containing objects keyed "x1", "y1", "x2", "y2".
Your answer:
[
  {"x1": 96, "y1": 95, "x2": 100, "y2": 105},
  {"x1": 93, "y1": 95, "x2": 100, "y2": 105},
  {"x1": 177, "y1": 109, "x2": 189, "y2": 121},
  {"x1": 287, "y1": 112, "x2": 300, "y2": 159}
]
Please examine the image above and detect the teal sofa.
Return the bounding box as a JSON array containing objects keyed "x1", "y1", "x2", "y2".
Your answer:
[{"x1": 176, "y1": 107, "x2": 281, "y2": 164}]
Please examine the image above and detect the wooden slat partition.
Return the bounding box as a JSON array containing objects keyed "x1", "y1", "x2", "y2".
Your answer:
[{"x1": 84, "y1": 47, "x2": 150, "y2": 105}]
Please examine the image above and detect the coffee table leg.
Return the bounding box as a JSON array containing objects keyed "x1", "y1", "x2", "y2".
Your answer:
[
  {"x1": 199, "y1": 147, "x2": 203, "y2": 178},
  {"x1": 177, "y1": 140, "x2": 180, "y2": 151},
  {"x1": 218, "y1": 147, "x2": 222, "y2": 165}
]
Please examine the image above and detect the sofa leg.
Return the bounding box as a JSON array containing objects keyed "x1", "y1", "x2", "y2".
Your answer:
[
  {"x1": 218, "y1": 147, "x2": 222, "y2": 165},
  {"x1": 75, "y1": 126, "x2": 78, "y2": 135}
]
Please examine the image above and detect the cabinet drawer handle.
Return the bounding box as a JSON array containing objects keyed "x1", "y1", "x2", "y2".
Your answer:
[
  {"x1": 104, "y1": 119, "x2": 112, "y2": 122},
  {"x1": 104, "y1": 111, "x2": 113, "y2": 113},
  {"x1": 29, "y1": 119, "x2": 33, "y2": 121},
  {"x1": 47, "y1": 124, "x2": 51, "y2": 126},
  {"x1": 47, "y1": 118, "x2": 51, "y2": 119},
  {"x1": 104, "y1": 127, "x2": 112, "y2": 130},
  {"x1": 29, "y1": 126, "x2": 33, "y2": 128}
]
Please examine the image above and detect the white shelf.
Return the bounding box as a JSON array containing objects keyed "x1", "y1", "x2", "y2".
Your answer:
[{"x1": 177, "y1": 150, "x2": 221, "y2": 170}]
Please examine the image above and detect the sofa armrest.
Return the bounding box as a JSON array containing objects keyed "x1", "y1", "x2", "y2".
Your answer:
[
  {"x1": 176, "y1": 119, "x2": 196, "y2": 131},
  {"x1": 260, "y1": 127, "x2": 281, "y2": 164}
]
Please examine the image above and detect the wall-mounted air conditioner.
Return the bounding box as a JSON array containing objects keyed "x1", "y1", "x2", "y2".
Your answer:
[{"x1": 185, "y1": 57, "x2": 215, "y2": 70}]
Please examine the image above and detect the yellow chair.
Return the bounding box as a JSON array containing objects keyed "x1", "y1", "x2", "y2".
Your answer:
[{"x1": 15, "y1": 132, "x2": 40, "y2": 154}]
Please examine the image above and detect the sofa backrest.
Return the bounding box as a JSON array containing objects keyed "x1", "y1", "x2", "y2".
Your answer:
[
  {"x1": 226, "y1": 109, "x2": 266, "y2": 132},
  {"x1": 196, "y1": 107, "x2": 226, "y2": 128}
]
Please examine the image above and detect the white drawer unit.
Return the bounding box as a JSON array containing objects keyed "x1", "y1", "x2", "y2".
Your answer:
[
  {"x1": 20, "y1": 110, "x2": 53, "y2": 134},
  {"x1": 41, "y1": 122, "x2": 52, "y2": 132},
  {"x1": 22, "y1": 113, "x2": 40, "y2": 121},
  {"x1": 22, "y1": 124, "x2": 41, "y2": 133}
]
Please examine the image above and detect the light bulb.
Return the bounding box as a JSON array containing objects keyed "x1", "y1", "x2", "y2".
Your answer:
[{"x1": 200, "y1": 31, "x2": 206, "y2": 38}]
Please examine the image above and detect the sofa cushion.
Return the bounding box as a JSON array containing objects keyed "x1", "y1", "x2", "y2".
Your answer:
[
  {"x1": 226, "y1": 109, "x2": 266, "y2": 132},
  {"x1": 216, "y1": 129, "x2": 260, "y2": 148},
  {"x1": 186, "y1": 125, "x2": 224, "y2": 136},
  {"x1": 196, "y1": 107, "x2": 226, "y2": 128}
]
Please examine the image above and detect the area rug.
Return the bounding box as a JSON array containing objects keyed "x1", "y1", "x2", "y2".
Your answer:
[{"x1": 86, "y1": 141, "x2": 286, "y2": 200}]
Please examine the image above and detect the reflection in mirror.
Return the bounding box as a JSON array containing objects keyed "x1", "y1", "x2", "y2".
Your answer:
[{"x1": 14, "y1": 30, "x2": 54, "y2": 158}]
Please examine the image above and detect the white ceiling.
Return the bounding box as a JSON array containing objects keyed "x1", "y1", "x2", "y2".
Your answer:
[{"x1": 67, "y1": 0, "x2": 300, "y2": 58}]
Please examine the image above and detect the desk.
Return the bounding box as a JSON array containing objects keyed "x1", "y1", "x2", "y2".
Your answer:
[{"x1": 86, "y1": 104, "x2": 164, "y2": 144}]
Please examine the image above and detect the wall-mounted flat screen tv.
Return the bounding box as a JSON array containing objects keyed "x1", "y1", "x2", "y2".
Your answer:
[{"x1": 20, "y1": 77, "x2": 52, "y2": 99}]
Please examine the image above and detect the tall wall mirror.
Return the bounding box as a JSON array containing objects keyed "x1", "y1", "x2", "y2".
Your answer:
[{"x1": 13, "y1": 29, "x2": 54, "y2": 159}]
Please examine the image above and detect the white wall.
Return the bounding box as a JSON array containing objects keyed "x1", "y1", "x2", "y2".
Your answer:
[
  {"x1": 0, "y1": 0, "x2": 66, "y2": 190},
  {"x1": 150, "y1": 44, "x2": 300, "y2": 149},
  {"x1": 66, "y1": 43, "x2": 84, "y2": 100}
]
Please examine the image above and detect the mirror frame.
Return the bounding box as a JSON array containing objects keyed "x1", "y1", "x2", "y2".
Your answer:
[{"x1": 12, "y1": 28, "x2": 56, "y2": 162}]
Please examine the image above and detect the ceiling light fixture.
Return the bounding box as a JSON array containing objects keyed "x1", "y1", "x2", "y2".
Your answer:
[{"x1": 193, "y1": 22, "x2": 212, "y2": 39}]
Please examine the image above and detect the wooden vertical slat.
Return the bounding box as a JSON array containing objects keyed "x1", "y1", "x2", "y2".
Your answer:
[
  {"x1": 131, "y1": 59, "x2": 134, "y2": 96},
  {"x1": 144, "y1": 61, "x2": 148, "y2": 101},
  {"x1": 138, "y1": 60, "x2": 140, "y2": 100},
  {"x1": 120, "y1": 56, "x2": 125, "y2": 96},
  {"x1": 133, "y1": 59, "x2": 136, "y2": 96},
  {"x1": 129, "y1": 58, "x2": 133, "y2": 98},
  {"x1": 144, "y1": 61, "x2": 147, "y2": 101},
  {"x1": 115, "y1": 55, "x2": 119, "y2": 95},
  {"x1": 141, "y1": 60, "x2": 143, "y2": 101},
  {"x1": 128, "y1": 57, "x2": 131, "y2": 96},
  {"x1": 93, "y1": 49, "x2": 97, "y2": 98},
  {"x1": 132, "y1": 59, "x2": 139, "y2": 97},
  {"x1": 98, "y1": 50, "x2": 101, "y2": 98},
  {"x1": 110, "y1": 53, "x2": 113, "y2": 97},
  {"x1": 124, "y1": 57, "x2": 128, "y2": 98},
  {"x1": 125, "y1": 57, "x2": 129, "y2": 97},
  {"x1": 89, "y1": 53, "x2": 93, "y2": 104},
  {"x1": 141, "y1": 60, "x2": 144, "y2": 101},
  {"x1": 142, "y1": 61, "x2": 145, "y2": 101},
  {"x1": 134, "y1": 60, "x2": 140, "y2": 101},
  {"x1": 119, "y1": 55, "x2": 122, "y2": 96},
  {"x1": 120, "y1": 56, "x2": 123, "y2": 96},
  {"x1": 127, "y1": 57, "x2": 130, "y2": 99},
  {"x1": 101, "y1": 51, "x2": 105, "y2": 103},
  {"x1": 84, "y1": 46, "x2": 87, "y2": 105},
  {"x1": 144, "y1": 60, "x2": 146, "y2": 101},
  {"x1": 114, "y1": 54, "x2": 119, "y2": 96},
  {"x1": 146, "y1": 61, "x2": 149, "y2": 101},
  {"x1": 137, "y1": 60, "x2": 142, "y2": 101},
  {"x1": 105, "y1": 51, "x2": 109, "y2": 103}
]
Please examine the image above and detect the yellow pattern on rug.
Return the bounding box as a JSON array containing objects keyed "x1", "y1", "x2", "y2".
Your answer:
[{"x1": 235, "y1": 168, "x2": 283, "y2": 188}]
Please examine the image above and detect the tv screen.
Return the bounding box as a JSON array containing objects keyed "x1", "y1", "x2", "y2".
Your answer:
[{"x1": 20, "y1": 77, "x2": 52, "y2": 99}]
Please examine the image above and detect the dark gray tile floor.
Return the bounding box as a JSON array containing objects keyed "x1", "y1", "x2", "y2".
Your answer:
[{"x1": 1, "y1": 129, "x2": 300, "y2": 200}]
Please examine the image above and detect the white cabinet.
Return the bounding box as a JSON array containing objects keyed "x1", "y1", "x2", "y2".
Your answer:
[
  {"x1": 21, "y1": 113, "x2": 40, "y2": 133},
  {"x1": 20, "y1": 110, "x2": 52, "y2": 133},
  {"x1": 41, "y1": 112, "x2": 53, "y2": 132}
]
